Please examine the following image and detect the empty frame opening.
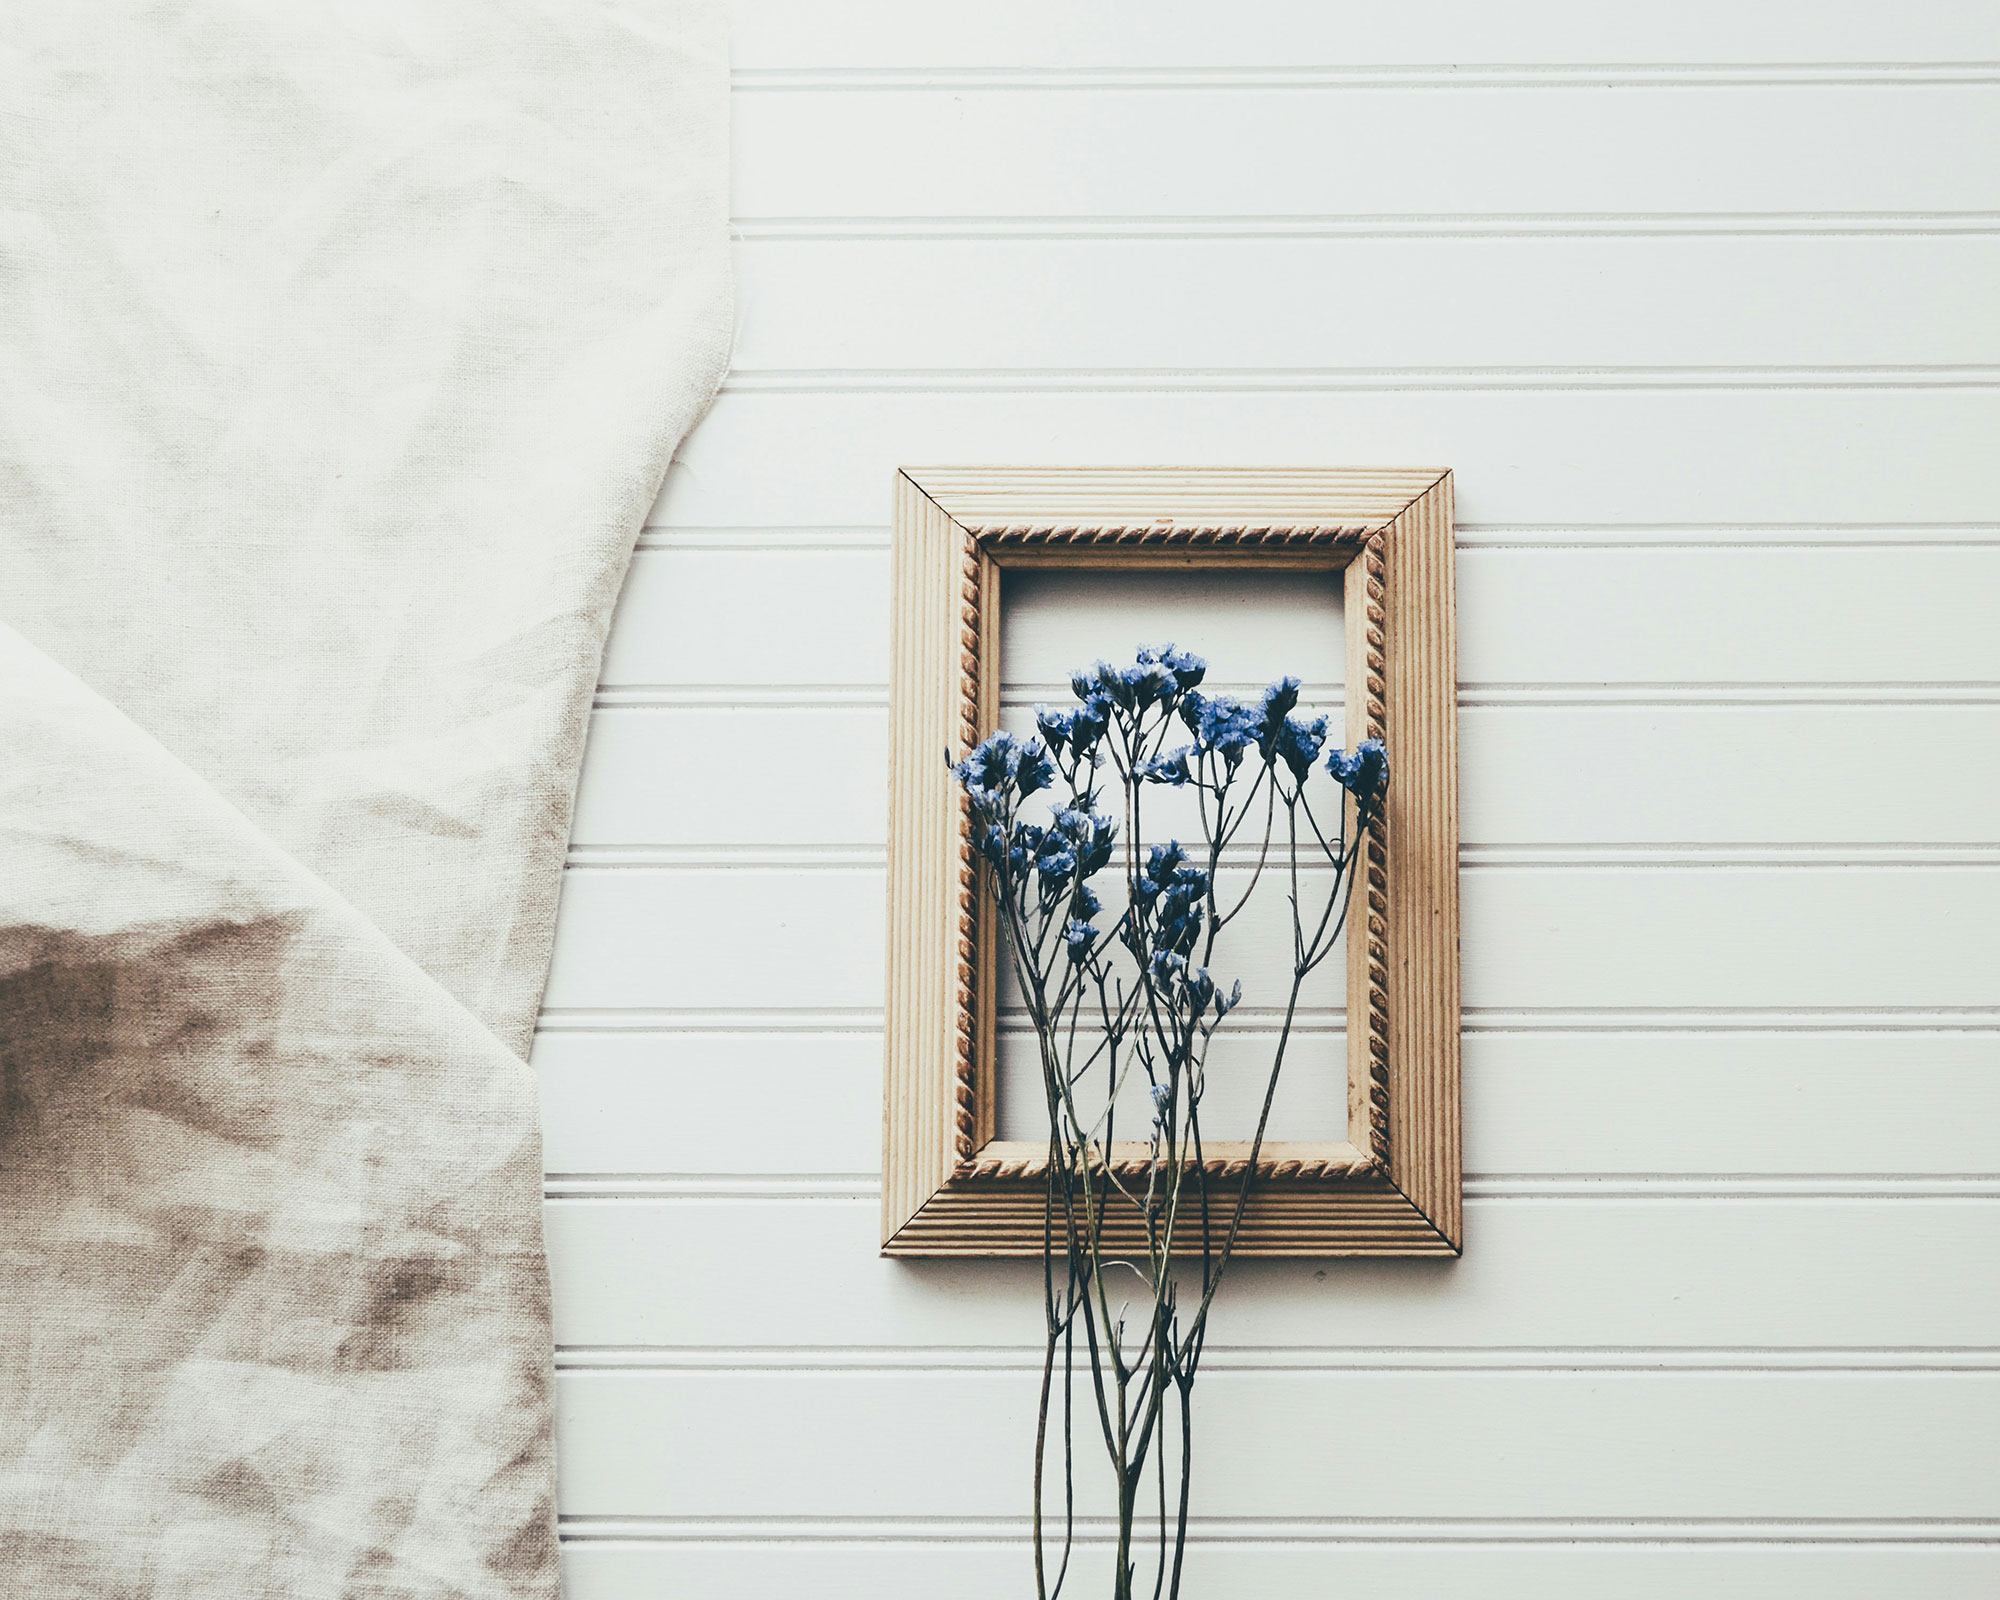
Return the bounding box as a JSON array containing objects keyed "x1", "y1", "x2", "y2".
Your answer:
[{"x1": 992, "y1": 566, "x2": 1352, "y2": 1145}]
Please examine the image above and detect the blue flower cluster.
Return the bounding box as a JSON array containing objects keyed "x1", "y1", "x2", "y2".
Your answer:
[
  {"x1": 1071, "y1": 643, "x2": 1208, "y2": 714},
  {"x1": 1096, "y1": 666, "x2": 1392, "y2": 815},
  {"x1": 1168, "y1": 676, "x2": 1384, "y2": 800},
  {"x1": 1033, "y1": 698, "x2": 1110, "y2": 772},
  {"x1": 953, "y1": 728, "x2": 1056, "y2": 814},
  {"x1": 1147, "y1": 950, "x2": 1244, "y2": 1022},
  {"x1": 973, "y1": 799, "x2": 1115, "y2": 884},
  {"x1": 950, "y1": 646, "x2": 1388, "y2": 1010},
  {"x1": 956, "y1": 728, "x2": 1121, "y2": 962},
  {"x1": 1328, "y1": 737, "x2": 1391, "y2": 817},
  {"x1": 1134, "y1": 842, "x2": 1206, "y2": 955}
]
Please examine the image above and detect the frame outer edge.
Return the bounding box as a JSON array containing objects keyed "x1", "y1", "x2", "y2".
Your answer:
[
  {"x1": 885, "y1": 467, "x2": 1462, "y2": 1257},
  {"x1": 1384, "y1": 473, "x2": 1463, "y2": 1250},
  {"x1": 883, "y1": 472, "x2": 971, "y2": 1248}
]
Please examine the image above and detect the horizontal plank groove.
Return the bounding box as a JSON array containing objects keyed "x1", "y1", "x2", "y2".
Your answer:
[
  {"x1": 622, "y1": 522, "x2": 2000, "y2": 552},
  {"x1": 734, "y1": 64, "x2": 2000, "y2": 91},
  {"x1": 547, "y1": 1175, "x2": 880, "y2": 1200},
  {"x1": 729, "y1": 4, "x2": 2000, "y2": 73},
  {"x1": 998, "y1": 677, "x2": 1339, "y2": 698},
  {"x1": 734, "y1": 213, "x2": 2000, "y2": 241},
  {"x1": 562, "y1": 845, "x2": 2000, "y2": 870},
  {"x1": 635, "y1": 522, "x2": 2000, "y2": 546},
  {"x1": 1458, "y1": 683, "x2": 2000, "y2": 704},
  {"x1": 633, "y1": 527, "x2": 892, "y2": 550},
  {"x1": 536, "y1": 1007, "x2": 883, "y2": 1034},
  {"x1": 551, "y1": 1345, "x2": 2000, "y2": 1373},
  {"x1": 592, "y1": 684, "x2": 886, "y2": 708},
  {"x1": 540, "y1": 1179, "x2": 2000, "y2": 1202},
  {"x1": 1466, "y1": 1008, "x2": 2000, "y2": 1033},
  {"x1": 652, "y1": 395, "x2": 2000, "y2": 529},
  {"x1": 736, "y1": 86, "x2": 2000, "y2": 226},
  {"x1": 556, "y1": 1514, "x2": 2000, "y2": 1544},
  {"x1": 537, "y1": 1008, "x2": 2000, "y2": 1034},
  {"x1": 1454, "y1": 525, "x2": 2000, "y2": 546},
  {"x1": 555, "y1": 1366, "x2": 2000, "y2": 1514},
  {"x1": 721, "y1": 364, "x2": 2000, "y2": 393},
  {"x1": 591, "y1": 684, "x2": 2000, "y2": 708}
]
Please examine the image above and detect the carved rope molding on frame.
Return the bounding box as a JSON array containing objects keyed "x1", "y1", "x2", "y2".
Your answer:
[
  {"x1": 1359, "y1": 531, "x2": 1393, "y2": 1169},
  {"x1": 949, "y1": 522, "x2": 1392, "y2": 1186}
]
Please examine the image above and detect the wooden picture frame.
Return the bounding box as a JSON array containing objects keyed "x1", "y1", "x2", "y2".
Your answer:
[{"x1": 883, "y1": 467, "x2": 1461, "y2": 1257}]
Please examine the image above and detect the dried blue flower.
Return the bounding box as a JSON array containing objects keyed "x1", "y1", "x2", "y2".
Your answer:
[
  {"x1": 1139, "y1": 643, "x2": 1208, "y2": 691},
  {"x1": 1078, "y1": 659, "x2": 1132, "y2": 710},
  {"x1": 1017, "y1": 739, "x2": 1056, "y2": 797},
  {"x1": 1327, "y1": 736, "x2": 1390, "y2": 809},
  {"x1": 1184, "y1": 692, "x2": 1262, "y2": 769},
  {"x1": 1136, "y1": 745, "x2": 1194, "y2": 787},
  {"x1": 1072, "y1": 885, "x2": 1102, "y2": 921},
  {"x1": 1124, "y1": 660, "x2": 1178, "y2": 711},
  {"x1": 1185, "y1": 966, "x2": 1216, "y2": 1009},
  {"x1": 1052, "y1": 806, "x2": 1117, "y2": 878},
  {"x1": 1162, "y1": 645, "x2": 1207, "y2": 690},
  {"x1": 1034, "y1": 704, "x2": 1072, "y2": 756},
  {"x1": 953, "y1": 729, "x2": 1020, "y2": 793},
  {"x1": 1256, "y1": 677, "x2": 1303, "y2": 760},
  {"x1": 1064, "y1": 919, "x2": 1096, "y2": 963},
  {"x1": 1134, "y1": 841, "x2": 1187, "y2": 905},
  {"x1": 953, "y1": 728, "x2": 1055, "y2": 806},
  {"x1": 1274, "y1": 713, "x2": 1330, "y2": 782},
  {"x1": 1151, "y1": 859, "x2": 1209, "y2": 955},
  {"x1": 1036, "y1": 846, "x2": 1077, "y2": 881},
  {"x1": 1069, "y1": 695, "x2": 1112, "y2": 758},
  {"x1": 1004, "y1": 821, "x2": 1045, "y2": 878},
  {"x1": 976, "y1": 823, "x2": 1009, "y2": 871},
  {"x1": 1351, "y1": 737, "x2": 1389, "y2": 797},
  {"x1": 1149, "y1": 1082, "x2": 1173, "y2": 1122},
  {"x1": 1149, "y1": 950, "x2": 1187, "y2": 986}
]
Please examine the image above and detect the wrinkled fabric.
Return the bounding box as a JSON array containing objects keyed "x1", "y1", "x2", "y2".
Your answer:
[{"x1": 0, "y1": 4, "x2": 732, "y2": 1594}]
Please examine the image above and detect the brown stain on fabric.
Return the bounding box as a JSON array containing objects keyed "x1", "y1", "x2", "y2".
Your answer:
[
  {"x1": 0, "y1": 958, "x2": 116, "y2": 1157},
  {"x1": 0, "y1": 915, "x2": 298, "y2": 1166},
  {"x1": 336, "y1": 1250, "x2": 471, "y2": 1373},
  {"x1": 0, "y1": 909, "x2": 559, "y2": 1595},
  {"x1": 190, "y1": 1457, "x2": 287, "y2": 1523},
  {"x1": 0, "y1": 1530, "x2": 157, "y2": 1599}
]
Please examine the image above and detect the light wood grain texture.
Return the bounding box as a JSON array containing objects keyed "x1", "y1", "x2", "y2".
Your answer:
[
  {"x1": 880, "y1": 474, "x2": 964, "y2": 1243},
  {"x1": 881, "y1": 467, "x2": 1462, "y2": 1254}
]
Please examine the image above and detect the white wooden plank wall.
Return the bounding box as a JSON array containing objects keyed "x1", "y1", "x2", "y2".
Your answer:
[{"x1": 541, "y1": 5, "x2": 2000, "y2": 1594}]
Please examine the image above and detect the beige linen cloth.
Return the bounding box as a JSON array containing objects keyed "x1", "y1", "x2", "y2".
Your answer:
[{"x1": 0, "y1": 5, "x2": 731, "y2": 1594}]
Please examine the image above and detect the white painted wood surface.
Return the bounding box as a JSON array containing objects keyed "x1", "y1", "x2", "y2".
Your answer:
[{"x1": 542, "y1": 7, "x2": 2000, "y2": 1591}]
